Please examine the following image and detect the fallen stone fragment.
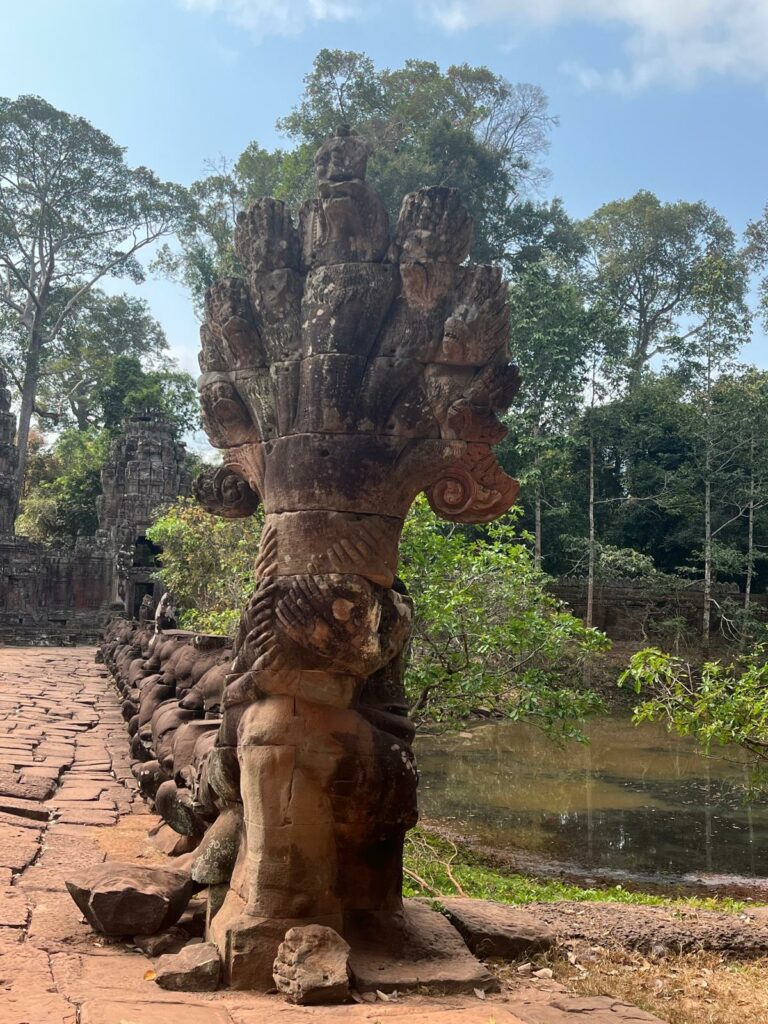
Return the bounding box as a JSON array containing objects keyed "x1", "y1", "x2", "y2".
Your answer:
[
  {"x1": 133, "y1": 925, "x2": 188, "y2": 957},
  {"x1": 154, "y1": 940, "x2": 221, "y2": 991},
  {"x1": 441, "y1": 898, "x2": 556, "y2": 959},
  {"x1": 177, "y1": 901, "x2": 207, "y2": 938},
  {"x1": 273, "y1": 924, "x2": 351, "y2": 1005},
  {"x1": 65, "y1": 862, "x2": 197, "y2": 936},
  {"x1": 148, "y1": 821, "x2": 198, "y2": 857}
]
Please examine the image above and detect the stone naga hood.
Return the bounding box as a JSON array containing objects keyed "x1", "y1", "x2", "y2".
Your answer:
[{"x1": 196, "y1": 123, "x2": 520, "y2": 550}]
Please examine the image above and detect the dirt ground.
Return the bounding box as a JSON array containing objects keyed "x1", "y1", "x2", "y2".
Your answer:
[{"x1": 552, "y1": 948, "x2": 768, "y2": 1024}]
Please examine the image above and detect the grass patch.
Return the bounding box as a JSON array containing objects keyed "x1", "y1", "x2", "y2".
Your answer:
[{"x1": 403, "y1": 827, "x2": 749, "y2": 913}]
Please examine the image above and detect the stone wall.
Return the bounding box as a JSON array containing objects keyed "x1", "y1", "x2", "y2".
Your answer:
[
  {"x1": 551, "y1": 578, "x2": 767, "y2": 643},
  {"x1": 0, "y1": 405, "x2": 192, "y2": 645},
  {"x1": 0, "y1": 537, "x2": 111, "y2": 644}
]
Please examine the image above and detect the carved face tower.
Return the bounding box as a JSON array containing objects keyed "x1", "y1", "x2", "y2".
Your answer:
[{"x1": 194, "y1": 126, "x2": 520, "y2": 988}]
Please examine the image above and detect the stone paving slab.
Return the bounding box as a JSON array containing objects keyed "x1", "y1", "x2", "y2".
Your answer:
[{"x1": 0, "y1": 646, "x2": 667, "y2": 1024}]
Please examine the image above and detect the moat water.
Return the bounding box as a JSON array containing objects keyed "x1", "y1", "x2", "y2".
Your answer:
[{"x1": 417, "y1": 717, "x2": 768, "y2": 885}]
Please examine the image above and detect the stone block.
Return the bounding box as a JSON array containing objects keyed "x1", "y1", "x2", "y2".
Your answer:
[
  {"x1": 65, "y1": 862, "x2": 197, "y2": 937},
  {"x1": 441, "y1": 898, "x2": 556, "y2": 959},
  {"x1": 208, "y1": 887, "x2": 343, "y2": 991},
  {"x1": 134, "y1": 925, "x2": 188, "y2": 957},
  {"x1": 347, "y1": 900, "x2": 499, "y2": 995},
  {"x1": 154, "y1": 941, "x2": 221, "y2": 991}
]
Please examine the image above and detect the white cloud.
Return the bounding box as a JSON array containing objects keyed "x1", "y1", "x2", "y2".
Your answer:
[
  {"x1": 180, "y1": 0, "x2": 361, "y2": 36},
  {"x1": 179, "y1": 0, "x2": 768, "y2": 90},
  {"x1": 426, "y1": 0, "x2": 768, "y2": 91}
]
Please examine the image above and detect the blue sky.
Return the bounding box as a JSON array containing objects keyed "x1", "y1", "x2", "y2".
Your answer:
[{"x1": 1, "y1": 0, "x2": 767, "y2": 383}]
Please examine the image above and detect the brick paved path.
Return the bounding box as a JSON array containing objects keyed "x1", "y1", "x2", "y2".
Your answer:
[{"x1": 0, "y1": 647, "x2": 665, "y2": 1024}]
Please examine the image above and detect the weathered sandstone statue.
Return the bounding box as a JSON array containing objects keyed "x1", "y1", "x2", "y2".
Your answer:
[
  {"x1": 192, "y1": 125, "x2": 520, "y2": 987},
  {"x1": 78, "y1": 126, "x2": 520, "y2": 995}
]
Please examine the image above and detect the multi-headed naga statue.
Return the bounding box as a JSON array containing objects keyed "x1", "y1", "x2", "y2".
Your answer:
[{"x1": 192, "y1": 125, "x2": 520, "y2": 987}]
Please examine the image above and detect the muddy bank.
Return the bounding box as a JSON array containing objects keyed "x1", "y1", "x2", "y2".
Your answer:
[{"x1": 421, "y1": 820, "x2": 768, "y2": 904}]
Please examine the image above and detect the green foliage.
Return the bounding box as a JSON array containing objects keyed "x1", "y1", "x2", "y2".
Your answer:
[
  {"x1": 564, "y1": 541, "x2": 660, "y2": 580},
  {"x1": 161, "y1": 50, "x2": 556, "y2": 309},
  {"x1": 399, "y1": 499, "x2": 609, "y2": 734},
  {"x1": 31, "y1": 290, "x2": 169, "y2": 431},
  {"x1": 536, "y1": 367, "x2": 768, "y2": 596},
  {"x1": 404, "y1": 827, "x2": 747, "y2": 912},
  {"x1": 15, "y1": 428, "x2": 110, "y2": 545},
  {"x1": 16, "y1": 351, "x2": 199, "y2": 545},
  {"x1": 746, "y1": 203, "x2": 768, "y2": 331},
  {"x1": 147, "y1": 498, "x2": 264, "y2": 636},
  {"x1": 0, "y1": 94, "x2": 187, "y2": 291},
  {"x1": 619, "y1": 644, "x2": 768, "y2": 787},
  {"x1": 96, "y1": 354, "x2": 200, "y2": 436},
  {"x1": 277, "y1": 50, "x2": 555, "y2": 266},
  {"x1": 0, "y1": 93, "x2": 190, "y2": 488},
  {"x1": 147, "y1": 496, "x2": 610, "y2": 735},
  {"x1": 582, "y1": 190, "x2": 750, "y2": 386}
]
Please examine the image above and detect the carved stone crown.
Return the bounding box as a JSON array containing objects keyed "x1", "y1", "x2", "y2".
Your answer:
[{"x1": 197, "y1": 126, "x2": 520, "y2": 528}]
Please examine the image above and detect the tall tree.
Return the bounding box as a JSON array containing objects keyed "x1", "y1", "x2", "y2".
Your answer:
[
  {"x1": 95, "y1": 354, "x2": 199, "y2": 437},
  {"x1": 673, "y1": 255, "x2": 752, "y2": 648},
  {"x1": 161, "y1": 51, "x2": 557, "y2": 310},
  {"x1": 2, "y1": 289, "x2": 168, "y2": 431},
  {"x1": 708, "y1": 370, "x2": 768, "y2": 614},
  {"x1": 0, "y1": 94, "x2": 188, "y2": 492},
  {"x1": 730, "y1": 371, "x2": 768, "y2": 611},
  {"x1": 277, "y1": 51, "x2": 556, "y2": 265},
  {"x1": 583, "y1": 191, "x2": 748, "y2": 389},
  {"x1": 506, "y1": 263, "x2": 592, "y2": 568},
  {"x1": 746, "y1": 203, "x2": 768, "y2": 329}
]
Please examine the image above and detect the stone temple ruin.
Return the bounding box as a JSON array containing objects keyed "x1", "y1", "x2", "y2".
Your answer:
[
  {"x1": 0, "y1": 384, "x2": 192, "y2": 643},
  {"x1": 96, "y1": 411, "x2": 193, "y2": 617},
  {"x1": 69, "y1": 126, "x2": 525, "y2": 998}
]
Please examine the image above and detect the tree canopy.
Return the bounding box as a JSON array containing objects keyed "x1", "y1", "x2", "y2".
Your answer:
[
  {"x1": 158, "y1": 50, "x2": 557, "y2": 309},
  {"x1": 0, "y1": 94, "x2": 189, "y2": 489},
  {"x1": 583, "y1": 191, "x2": 750, "y2": 388}
]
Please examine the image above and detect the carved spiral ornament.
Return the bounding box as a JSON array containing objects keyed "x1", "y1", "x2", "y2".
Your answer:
[
  {"x1": 425, "y1": 469, "x2": 477, "y2": 519},
  {"x1": 193, "y1": 465, "x2": 261, "y2": 519}
]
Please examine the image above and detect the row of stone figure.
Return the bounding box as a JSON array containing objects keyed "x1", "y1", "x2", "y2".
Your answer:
[
  {"x1": 103, "y1": 620, "x2": 238, "y2": 872},
  {"x1": 90, "y1": 616, "x2": 502, "y2": 999}
]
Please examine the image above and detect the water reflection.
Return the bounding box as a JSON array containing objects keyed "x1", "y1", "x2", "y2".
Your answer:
[{"x1": 416, "y1": 717, "x2": 767, "y2": 879}]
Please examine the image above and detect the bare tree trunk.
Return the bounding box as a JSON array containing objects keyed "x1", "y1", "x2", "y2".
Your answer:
[
  {"x1": 14, "y1": 323, "x2": 43, "y2": 507},
  {"x1": 531, "y1": 420, "x2": 542, "y2": 571},
  {"x1": 703, "y1": 475, "x2": 712, "y2": 653},
  {"x1": 586, "y1": 437, "x2": 596, "y2": 628},
  {"x1": 745, "y1": 440, "x2": 755, "y2": 614},
  {"x1": 702, "y1": 346, "x2": 713, "y2": 657}
]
